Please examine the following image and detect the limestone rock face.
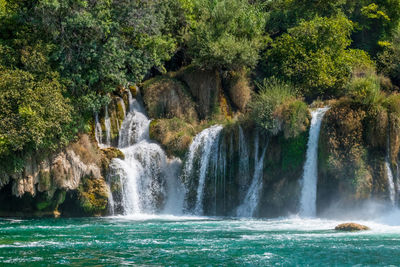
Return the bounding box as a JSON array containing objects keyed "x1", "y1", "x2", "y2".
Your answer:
[
  {"x1": 317, "y1": 100, "x2": 392, "y2": 213},
  {"x1": 335, "y1": 223, "x2": 370, "y2": 231},
  {"x1": 142, "y1": 77, "x2": 198, "y2": 122},
  {"x1": 176, "y1": 67, "x2": 221, "y2": 119},
  {"x1": 0, "y1": 134, "x2": 121, "y2": 217},
  {"x1": 51, "y1": 150, "x2": 102, "y2": 191}
]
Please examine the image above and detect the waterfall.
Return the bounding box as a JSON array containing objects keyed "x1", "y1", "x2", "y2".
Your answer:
[
  {"x1": 236, "y1": 132, "x2": 267, "y2": 217},
  {"x1": 238, "y1": 126, "x2": 250, "y2": 190},
  {"x1": 299, "y1": 107, "x2": 329, "y2": 217},
  {"x1": 107, "y1": 90, "x2": 184, "y2": 216},
  {"x1": 396, "y1": 161, "x2": 400, "y2": 204},
  {"x1": 182, "y1": 125, "x2": 223, "y2": 215},
  {"x1": 107, "y1": 185, "x2": 115, "y2": 215},
  {"x1": 105, "y1": 106, "x2": 111, "y2": 147},
  {"x1": 94, "y1": 113, "x2": 103, "y2": 145},
  {"x1": 385, "y1": 133, "x2": 396, "y2": 206},
  {"x1": 118, "y1": 93, "x2": 149, "y2": 148}
]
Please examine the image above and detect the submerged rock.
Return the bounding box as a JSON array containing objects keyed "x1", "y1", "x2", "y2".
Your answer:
[{"x1": 335, "y1": 223, "x2": 370, "y2": 231}]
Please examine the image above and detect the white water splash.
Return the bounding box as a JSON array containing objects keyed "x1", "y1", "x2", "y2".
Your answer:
[
  {"x1": 183, "y1": 125, "x2": 223, "y2": 215},
  {"x1": 299, "y1": 107, "x2": 329, "y2": 217},
  {"x1": 236, "y1": 132, "x2": 267, "y2": 217},
  {"x1": 108, "y1": 90, "x2": 184, "y2": 216}
]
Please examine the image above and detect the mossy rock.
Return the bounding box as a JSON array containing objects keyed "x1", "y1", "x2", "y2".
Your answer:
[
  {"x1": 174, "y1": 66, "x2": 221, "y2": 119},
  {"x1": 102, "y1": 147, "x2": 125, "y2": 161},
  {"x1": 141, "y1": 77, "x2": 198, "y2": 122},
  {"x1": 77, "y1": 177, "x2": 109, "y2": 216},
  {"x1": 335, "y1": 223, "x2": 370, "y2": 231},
  {"x1": 149, "y1": 118, "x2": 195, "y2": 158},
  {"x1": 129, "y1": 85, "x2": 138, "y2": 97},
  {"x1": 38, "y1": 169, "x2": 51, "y2": 192},
  {"x1": 224, "y1": 69, "x2": 251, "y2": 112}
]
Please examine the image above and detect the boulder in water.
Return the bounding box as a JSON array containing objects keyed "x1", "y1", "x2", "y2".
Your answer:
[{"x1": 335, "y1": 223, "x2": 370, "y2": 231}]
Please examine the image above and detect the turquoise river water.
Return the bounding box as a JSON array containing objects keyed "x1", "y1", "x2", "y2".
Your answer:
[{"x1": 1, "y1": 214, "x2": 400, "y2": 266}]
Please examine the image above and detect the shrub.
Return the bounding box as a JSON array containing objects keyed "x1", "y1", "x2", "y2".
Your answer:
[
  {"x1": 249, "y1": 77, "x2": 309, "y2": 138},
  {"x1": 186, "y1": 0, "x2": 266, "y2": 70},
  {"x1": 346, "y1": 71, "x2": 385, "y2": 109}
]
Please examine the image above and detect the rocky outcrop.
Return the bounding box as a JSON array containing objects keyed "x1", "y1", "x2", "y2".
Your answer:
[
  {"x1": 335, "y1": 223, "x2": 370, "y2": 231},
  {"x1": 317, "y1": 99, "x2": 398, "y2": 214},
  {"x1": 142, "y1": 77, "x2": 198, "y2": 122},
  {"x1": 0, "y1": 134, "x2": 123, "y2": 217},
  {"x1": 175, "y1": 66, "x2": 222, "y2": 119}
]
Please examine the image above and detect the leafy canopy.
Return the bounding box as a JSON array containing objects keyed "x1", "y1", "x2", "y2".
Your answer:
[
  {"x1": 186, "y1": 0, "x2": 267, "y2": 70},
  {"x1": 265, "y1": 16, "x2": 373, "y2": 99}
]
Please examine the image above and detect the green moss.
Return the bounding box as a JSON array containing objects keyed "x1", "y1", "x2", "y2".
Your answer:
[
  {"x1": 280, "y1": 131, "x2": 308, "y2": 171},
  {"x1": 102, "y1": 147, "x2": 125, "y2": 161},
  {"x1": 36, "y1": 201, "x2": 51, "y2": 211},
  {"x1": 129, "y1": 85, "x2": 137, "y2": 97},
  {"x1": 39, "y1": 169, "x2": 51, "y2": 191},
  {"x1": 149, "y1": 118, "x2": 196, "y2": 158},
  {"x1": 77, "y1": 177, "x2": 108, "y2": 216}
]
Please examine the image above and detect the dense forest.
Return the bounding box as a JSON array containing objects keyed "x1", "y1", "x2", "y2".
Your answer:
[{"x1": 1, "y1": 0, "x2": 400, "y2": 217}]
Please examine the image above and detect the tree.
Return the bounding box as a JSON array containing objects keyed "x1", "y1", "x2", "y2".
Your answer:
[
  {"x1": 378, "y1": 27, "x2": 400, "y2": 87},
  {"x1": 344, "y1": 0, "x2": 400, "y2": 54},
  {"x1": 265, "y1": 16, "x2": 373, "y2": 99},
  {"x1": 186, "y1": 0, "x2": 266, "y2": 70},
  {"x1": 0, "y1": 69, "x2": 72, "y2": 157}
]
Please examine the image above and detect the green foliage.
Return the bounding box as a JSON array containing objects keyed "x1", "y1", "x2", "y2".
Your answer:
[
  {"x1": 347, "y1": 71, "x2": 385, "y2": 108},
  {"x1": 378, "y1": 27, "x2": 400, "y2": 86},
  {"x1": 280, "y1": 131, "x2": 308, "y2": 171},
  {"x1": 345, "y1": 0, "x2": 400, "y2": 54},
  {"x1": 187, "y1": 0, "x2": 267, "y2": 70},
  {"x1": 266, "y1": 16, "x2": 373, "y2": 99},
  {"x1": 249, "y1": 78, "x2": 309, "y2": 137},
  {"x1": 0, "y1": 69, "x2": 72, "y2": 155}
]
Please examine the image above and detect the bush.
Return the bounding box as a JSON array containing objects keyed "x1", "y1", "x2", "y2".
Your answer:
[
  {"x1": 346, "y1": 71, "x2": 385, "y2": 109},
  {"x1": 265, "y1": 16, "x2": 373, "y2": 100},
  {"x1": 186, "y1": 0, "x2": 266, "y2": 70},
  {"x1": 249, "y1": 78, "x2": 309, "y2": 137}
]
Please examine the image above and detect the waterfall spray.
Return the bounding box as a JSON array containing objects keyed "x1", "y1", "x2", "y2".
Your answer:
[{"x1": 106, "y1": 90, "x2": 184, "y2": 216}]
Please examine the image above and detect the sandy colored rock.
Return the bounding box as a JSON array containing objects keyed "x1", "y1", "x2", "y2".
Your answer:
[{"x1": 335, "y1": 223, "x2": 370, "y2": 231}]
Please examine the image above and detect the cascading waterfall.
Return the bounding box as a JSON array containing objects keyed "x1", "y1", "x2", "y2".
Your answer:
[
  {"x1": 299, "y1": 107, "x2": 329, "y2": 217},
  {"x1": 396, "y1": 161, "x2": 400, "y2": 204},
  {"x1": 104, "y1": 106, "x2": 111, "y2": 147},
  {"x1": 385, "y1": 133, "x2": 396, "y2": 206},
  {"x1": 236, "y1": 132, "x2": 268, "y2": 217},
  {"x1": 182, "y1": 125, "x2": 223, "y2": 215},
  {"x1": 238, "y1": 126, "x2": 250, "y2": 196},
  {"x1": 107, "y1": 91, "x2": 184, "y2": 215},
  {"x1": 94, "y1": 113, "x2": 103, "y2": 146}
]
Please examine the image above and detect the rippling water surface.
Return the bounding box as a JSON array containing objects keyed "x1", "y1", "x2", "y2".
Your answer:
[{"x1": 1, "y1": 214, "x2": 400, "y2": 266}]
